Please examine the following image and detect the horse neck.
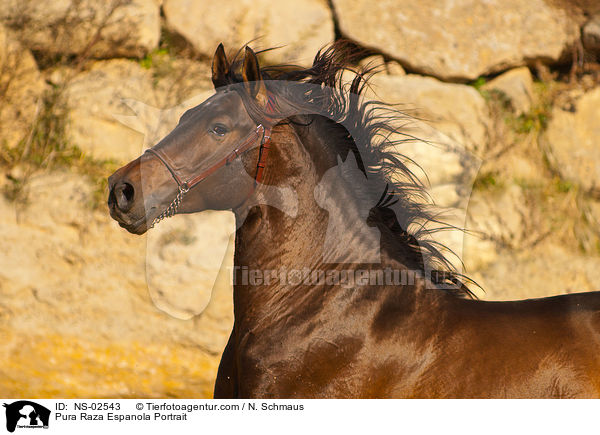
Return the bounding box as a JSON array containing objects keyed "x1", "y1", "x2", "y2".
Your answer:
[
  {"x1": 233, "y1": 117, "x2": 345, "y2": 268},
  {"x1": 231, "y1": 116, "x2": 416, "y2": 327}
]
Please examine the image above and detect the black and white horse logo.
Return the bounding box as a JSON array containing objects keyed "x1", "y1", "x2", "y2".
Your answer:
[{"x1": 3, "y1": 401, "x2": 50, "y2": 433}]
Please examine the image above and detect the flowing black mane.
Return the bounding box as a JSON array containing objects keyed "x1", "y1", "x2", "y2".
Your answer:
[{"x1": 220, "y1": 41, "x2": 476, "y2": 298}]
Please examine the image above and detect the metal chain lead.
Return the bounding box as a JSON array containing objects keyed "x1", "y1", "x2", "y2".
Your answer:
[{"x1": 150, "y1": 185, "x2": 190, "y2": 228}]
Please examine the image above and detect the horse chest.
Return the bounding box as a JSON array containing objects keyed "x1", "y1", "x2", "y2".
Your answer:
[{"x1": 231, "y1": 320, "x2": 369, "y2": 397}]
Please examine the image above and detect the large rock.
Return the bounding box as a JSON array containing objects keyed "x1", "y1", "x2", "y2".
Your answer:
[
  {"x1": 163, "y1": 0, "x2": 334, "y2": 65},
  {"x1": 64, "y1": 60, "x2": 156, "y2": 162},
  {"x1": 0, "y1": 172, "x2": 235, "y2": 397},
  {"x1": 63, "y1": 58, "x2": 215, "y2": 162},
  {"x1": 0, "y1": 25, "x2": 45, "y2": 149},
  {"x1": 366, "y1": 74, "x2": 490, "y2": 154},
  {"x1": 482, "y1": 67, "x2": 535, "y2": 116},
  {"x1": 0, "y1": 0, "x2": 160, "y2": 58},
  {"x1": 468, "y1": 243, "x2": 600, "y2": 301},
  {"x1": 541, "y1": 87, "x2": 600, "y2": 194},
  {"x1": 110, "y1": 58, "x2": 217, "y2": 152},
  {"x1": 465, "y1": 184, "x2": 528, "y2": 246},
  {"x1": 332, "y1": 0, "x2": 580, "y2": 81},
  {"x1": 151, "y1": 58, "x2": 214, "y2": 109},
  {"x1": 442, "y1": 184, "x2": 530, "y2": 275}
]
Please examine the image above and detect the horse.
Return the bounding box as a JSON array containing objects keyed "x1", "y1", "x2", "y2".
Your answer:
[{"x1": 108, "y1": 42, "x2": 600, "y2": 398}]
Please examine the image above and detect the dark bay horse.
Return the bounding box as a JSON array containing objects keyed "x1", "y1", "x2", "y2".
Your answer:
[{"x1": 108, "y1": 42, "x2": 600, "y2": 398}]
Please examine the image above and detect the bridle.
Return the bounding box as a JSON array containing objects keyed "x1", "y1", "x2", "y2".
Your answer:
[{"x1": 144, "y1": 93, "x2": 277, "y2": 228}]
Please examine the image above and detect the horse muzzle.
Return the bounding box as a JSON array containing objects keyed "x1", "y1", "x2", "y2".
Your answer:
[{"x1": 107, "y1": 173, "x2": 153, "y2": 234}]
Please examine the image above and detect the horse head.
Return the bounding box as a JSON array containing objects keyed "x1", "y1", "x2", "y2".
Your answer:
[{"x1": 108, "y1": 45, "x2": 273, "y2": 234}]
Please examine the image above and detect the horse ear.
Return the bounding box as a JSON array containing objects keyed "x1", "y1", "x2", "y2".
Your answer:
[
  {"x1": 242, "y1": 46, "x2": 267, "y2": 102},
  {"x1": 212, "y1": 43, "x2": 230, "y2": 89}
]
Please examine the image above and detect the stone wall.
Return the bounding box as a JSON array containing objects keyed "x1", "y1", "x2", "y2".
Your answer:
[{"x1": 1, "y1": 0, "x2": 599, "y2": 397}]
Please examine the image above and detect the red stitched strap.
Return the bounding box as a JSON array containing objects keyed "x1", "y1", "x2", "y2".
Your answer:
[
  {"x1": 253, "y1": 93, "x2": 275, "y2": 185},
  {"x1": 264, "y1": 93, "x2": 278, "y2": 121},
  {"x1": 253, "y1": 93, "x2": 276, "y2": 185},
  {"x1": 254, "y1": 130, "x2": 271, "y2": 185}
]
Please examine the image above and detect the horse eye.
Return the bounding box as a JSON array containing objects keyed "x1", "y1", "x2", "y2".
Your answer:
[{"x1": 211, "y1": 123, "x2": 229, "y2": 136}]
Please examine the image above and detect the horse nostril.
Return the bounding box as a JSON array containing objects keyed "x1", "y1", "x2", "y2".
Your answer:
[
  {"x1": 110, "y1": 181, "x2": 135, "y2": 213},
  {"x1": 121, "y1": 182, "x2": 134, "y2": 203}
]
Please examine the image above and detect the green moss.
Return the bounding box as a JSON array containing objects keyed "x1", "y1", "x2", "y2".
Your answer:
[
  {"x1": 470, "y1": 77, "x2": 491, "y2": 100},
  {"x1": 139, "y1": 48, "x2": 170, "y2": 70},
  {"x1": 158, "y1": 228, "x2": 197, "y2": 247},
  {"x1": 509, "y1": 110, "x2": 548, "y2": 134},
  {"x1": 471, "y1": 77, "x2": 487, "y2": 90},
  {"x1": 483, "y1": 78, "x2": 554, "y2": 137},
  {"x1": 513, "y1": 177, "x2": 542, "y2": 191},
  {"x1": 473, "y1": 171, "x2": 503, "y2": 190},
  {"x1": 554, "y1": 178, "x2": 574, "y2": 193},
  {"x1": 139, "y1": 48, "x2": 177, "y2": 88}
]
